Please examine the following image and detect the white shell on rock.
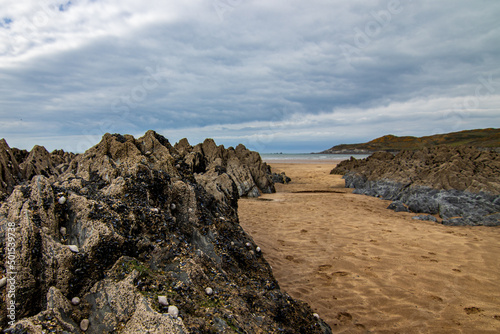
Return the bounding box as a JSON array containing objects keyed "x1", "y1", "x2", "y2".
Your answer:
[
  {"x1": 0, "y1": 277, "x2": 7, "y2": 288},
  {"x1": 58, "y1": 196, "x2": 67, "y2": 205},
  {"x1": 80, "y1": 319, "x2": 89, "y2": 331},
  {"x1": 71, "y1": 297, "x2": 80, "y2": 305},
  {"x1": 245, "y1": 242, "x2": 252, "y2": 248},
  {"x1": 68, "y1": 245, "x2": 79, "y2": 253},
  {"x1": 170, "y1": 203, "x2": 176, "y2": 210},
  {"x1": 60, "y1": 227, "x2": 67, "y2": 235},
  {"x1": 205, "y1": 287, "x2": 213, "y2": 296},
  {"x1": 313, "y1": 313, "x2": 320, "y2": 320},
  {"x1": 256, "y1": 247, "x2": 261, "y2": 253},
  {"x1": 158, "y1": 295, "x2": 168, "y2": 306},
  {"x1": 168, "y1": 305, "x2": 179, "y2": 318}
]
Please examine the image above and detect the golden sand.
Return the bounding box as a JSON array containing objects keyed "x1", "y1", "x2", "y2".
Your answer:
[{"x1": 238, "y1": 163, "x2": 500, "y2": 333}]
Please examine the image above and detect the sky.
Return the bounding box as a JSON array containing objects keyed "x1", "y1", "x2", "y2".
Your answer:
[{"x1": 0, "y1": 0, "x2": 499, "y2": 153}]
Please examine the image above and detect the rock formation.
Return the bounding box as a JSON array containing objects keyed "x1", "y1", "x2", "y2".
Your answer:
[
  {"x1": 0, "y1": 139, "x2": 22, "y2": 198},
  {"x1": 331, "y1": 146, "x2": 500, "y2": 226},
  {"x1": 0, "y1": 131, "x2": 328, "y2": 333},
  {"x1": 0, "y1": 140, "x2": 75, "y2": 201}
]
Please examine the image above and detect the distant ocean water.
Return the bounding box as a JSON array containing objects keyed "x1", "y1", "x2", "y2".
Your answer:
[{"x1": 260, "y1": 153, "x2": 370, "y2": 163}]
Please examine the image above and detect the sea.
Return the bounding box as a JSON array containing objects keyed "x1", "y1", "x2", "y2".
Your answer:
[{"x1": 260, "y1": 153, "x2": 370, "y2": 163}]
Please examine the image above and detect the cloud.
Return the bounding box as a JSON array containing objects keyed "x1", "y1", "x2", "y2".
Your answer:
[{"x1": 0, "y1": 0, "x2": 499, "y2": 152}]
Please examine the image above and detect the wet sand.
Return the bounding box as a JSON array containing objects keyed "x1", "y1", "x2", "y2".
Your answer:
[{"x1": 238, "y1": 163, "x2": 500, "y2": 333}]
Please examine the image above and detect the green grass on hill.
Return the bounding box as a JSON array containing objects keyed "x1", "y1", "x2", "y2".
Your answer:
[{"x1": 322, "y1": 128, "x2": 500, "y2": 153}]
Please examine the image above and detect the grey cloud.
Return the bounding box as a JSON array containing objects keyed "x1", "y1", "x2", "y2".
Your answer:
[{"x1": 0, "y1": 0, "x2": 499, "y2": 152}]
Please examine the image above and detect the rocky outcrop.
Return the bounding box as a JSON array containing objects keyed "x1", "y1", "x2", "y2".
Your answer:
[
  {"x1": 331, "y1": 146, "x2": 500, "y2": 226},
  {"x1": 0, "y1": 132, "x2": 329, "y2": 333},
  {"x1": 271, "y1": 172, "x2": 292, "y2": 184},
  {"x1": 0, "y1": 139, "x2": 22, "y2": 198},
  {"x1": 174, "y1": 137, "x2": 275, "y2": 201},
  {"x1": 319, "y1": 128, "x2": 500, "y2": 154},
  {"x1": 0, "y1": 141, "x2": 75, "y2": 201}
]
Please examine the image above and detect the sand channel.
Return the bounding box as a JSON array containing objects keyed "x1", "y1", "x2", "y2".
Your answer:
[{"x1": 238, "y1": 163, "x2": 500, "y2": 333}]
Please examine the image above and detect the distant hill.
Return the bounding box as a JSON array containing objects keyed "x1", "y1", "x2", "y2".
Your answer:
[{"x1": 318, "y1": 128, "x2": 500, "y2": 154}]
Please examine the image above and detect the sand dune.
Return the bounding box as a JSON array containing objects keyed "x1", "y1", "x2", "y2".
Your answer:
[{"x1": 239, "y1": 163, "x2": 500, "y2": 333}]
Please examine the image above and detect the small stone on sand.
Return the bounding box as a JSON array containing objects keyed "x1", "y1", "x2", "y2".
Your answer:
[
  {"x1": 60, "y1": 227, "x2": 67, "y2": 235},
  {"x1": 205, "y1": 287, "x2": 213, "y2": 296},
  {"x1": 71, "y1": 297, "x2": 80, "y2": 305},
  {"x1": 58, "y1": 196, "x2": 67, "y2": 205}
]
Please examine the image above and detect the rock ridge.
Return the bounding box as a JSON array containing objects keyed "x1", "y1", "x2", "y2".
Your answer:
[{"x1": 331, "y1": 146, "x2": 500, "y2": 226}]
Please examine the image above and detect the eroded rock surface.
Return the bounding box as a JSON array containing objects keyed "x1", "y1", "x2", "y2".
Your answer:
[
  {"x1": 0, "y1": 140, "x2": 75, "y2": 201},
  {"x1": 331, "y1": 146, "x2": 500, "y2": 226},
  {"x1": 0, "y1": 132, "x2": 328, "y2": 333}
]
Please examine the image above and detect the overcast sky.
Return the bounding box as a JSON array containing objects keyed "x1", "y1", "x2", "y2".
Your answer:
[{"x1": 1, "y1": 0, "x2": 499, "y2": 153}]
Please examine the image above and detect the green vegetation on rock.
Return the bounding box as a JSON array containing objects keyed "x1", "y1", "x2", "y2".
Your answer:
[{"x1": 320, "y1": 128, "x2": 500, "y2": 154}]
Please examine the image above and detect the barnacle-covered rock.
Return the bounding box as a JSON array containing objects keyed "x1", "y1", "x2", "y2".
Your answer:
[{"x1": 0, "y1": 132, "x2": 330, "y2": 333}]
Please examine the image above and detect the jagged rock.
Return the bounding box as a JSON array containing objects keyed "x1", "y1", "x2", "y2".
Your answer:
[
  {"x1": 0, "y1": 140, "x2": 75, "y2": 200},
  {"x1": 333, "y1": 146, "x2": 500, "y2": 194},
  {"x1": 66, "y1": 131, "x2": 180, "y2": 182},
  {"x1": 0, "y1": 131, "x2": 331, "y2": 333},
  {"x1": 334, "y1": 146, "x2": 500, "y2": 226},
  {"x1": 0, "y1": 139, "x2": 22, "y2": 198},
  {"x1": 168, "y1": 305, "x2": 179, "y2": 318},
  {"x1": 271, "y1": 172, "x2": 292, "y2": 184},
  {"x1": 412, "y1": 215, "x2": 438, "y2": 222}
]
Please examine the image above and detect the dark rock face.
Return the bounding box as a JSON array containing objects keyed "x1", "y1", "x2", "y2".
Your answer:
[
  {"x1": 332, "y1": 146, "x2": 500, "y2": 226},
  {"x1": 387, "y1": 201, "x2": 409, "y2": 213},
  {"x1": 0, "y1": 132, "x2": 330, "y2": 333},
  {"x1": 271, "y1": 172, "x2": 292, "y2": 184}
]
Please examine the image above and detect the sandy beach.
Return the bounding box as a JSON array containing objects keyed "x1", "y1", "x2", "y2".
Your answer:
[{"x1": 239, "y1": 163, "x2": 500, "y2": 333}]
